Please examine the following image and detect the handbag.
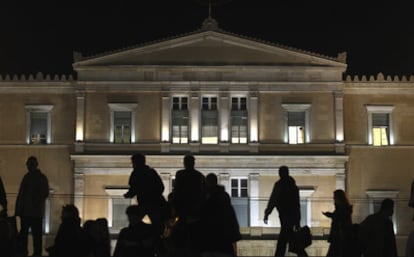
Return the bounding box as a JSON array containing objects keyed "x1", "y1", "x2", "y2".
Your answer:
[{"x1": 288, "y1": 225, "x2": 312, "y2": 253}]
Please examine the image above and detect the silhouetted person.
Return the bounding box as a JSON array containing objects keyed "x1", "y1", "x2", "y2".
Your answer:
[
  {"x1": 47, "y1": 204, "x2": 90, "y2": 257},
  {"x1": 83, "y1": 218, "x2": 111, "y2": 257},
  {"x1": 172, "y1": 154, "x2": 206, "y2": 221},
  {"x1": 0, "y1": 176, "x2": 12, "y2": 257},
  {"x1": 0, "y1": 209, "x2": 16, "y2": 257},
  {"x1": 323, "y1": 189, "x2": 354, "y2": 257},
  {"x1": 407, "y1": 227, "x2": 414, "y2": 257},
  {"x1": 113, "y1": 205, "x2": 157, "y2": 257},
  {"x1": 359, "y1": 198, "x2": 398, "y2": 257},
  {"x1": 124, "y1": 153, "x2": 167, "y2": 236},
  {"x1": 200, "y1": 173, "x2": 241, "y2": 257},
  {"x1": 15, "y1": 156, "x2": 49, "y2": 257},
  {"x1": 264, "y1": 165, "x2": 308, "y2": 257},
  {"x1": 0, "y1": 176, "x2": 7, "y2": 217},
  {"x1": 169, "y1": 155, "x2": 206, "y2": 257}
]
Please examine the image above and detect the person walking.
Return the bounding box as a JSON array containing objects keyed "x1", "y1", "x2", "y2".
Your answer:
[
  {"x1": 322, "y1": 189, "x2": 354, "y2": 257},
  {"x1": 15, "y1": 156, "x2": 50, "y2": 257},
  {"x1": 124, "y1": 153, "x2": 167, "y2": 255},
  {"x1": 358, "y1": 198, "x2": 398, "y2": 257},
  {"x1": 264, "y1": 165, "x2": 308, "y2": 257}
]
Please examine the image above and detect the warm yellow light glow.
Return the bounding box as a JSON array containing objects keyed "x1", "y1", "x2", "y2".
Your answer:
[
  {"x1": 250, "y1": 124, "x2": 258, "y2": 142},
  {"x1": 336, "y1": 132, "x2": 344, "y2": 142},
  {"x1": 76, "y1": 125, "x2": 84, "y2": 141},
  {"x1": 162, "y1": 125, "x2": 169, "y2": 142},
  {"x1": 221, "y1": 128, "x2": 229, "y2": 142},
  {"x1": 231, "y1": 137, "x2": 247, "y2": 144},
  {"x1": 142, "y1": 214, "x2": 152, "y2": 224},
  {"x1": 191, "y1": 121, "x2": 199, "y2": 142},
  {"x1": 289, "y1": 126, "x2": 304, "y2": 144},
  {"x1": 202, "y1": 137, "x2": 218, "y2": 144},
  {"x1": 373, "y1": 127, "x2": 388, "y2": 146}
]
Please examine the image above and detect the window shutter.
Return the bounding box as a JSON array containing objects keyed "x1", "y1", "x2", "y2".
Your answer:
[
  {"x1": 288, "y1": 112, "x2": 305, "y2": 126},
  {"x1": 372, "y1": 113, "x2": 389, "y2": 126}
]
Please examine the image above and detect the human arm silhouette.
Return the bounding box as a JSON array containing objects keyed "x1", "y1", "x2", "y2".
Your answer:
[
  {"x1": 264, "y1": 182, "x2": 279, "y2": 224},
  {"x1": 322, "y1": 211, "x2": 334, "y2": 218}
]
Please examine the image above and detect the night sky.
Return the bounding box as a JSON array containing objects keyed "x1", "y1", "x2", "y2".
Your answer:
[{"x1": 1, "y1": 1, "x2": 414, "y2": 77}]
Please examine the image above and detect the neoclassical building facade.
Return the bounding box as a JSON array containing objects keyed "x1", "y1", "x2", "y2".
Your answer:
[{"x1": 1, "y1": 19, "x2": 413, "y2": 255}]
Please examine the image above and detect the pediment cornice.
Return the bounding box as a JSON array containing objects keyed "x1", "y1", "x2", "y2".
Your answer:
[{"x1": 73, "y1": 28, "x2": 347, "y2": 69}]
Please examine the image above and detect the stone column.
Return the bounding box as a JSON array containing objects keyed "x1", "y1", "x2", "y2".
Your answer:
[
  {"x1": 161, "y1": 94, "x2": 170, "y2": 152},
  {"x1": 190, "y1": 93, "x2": 200, "y2": 142},
  {"x1": 334, "y1": 91, "x2": 345, "y2": 153},
  {"x1": 74, "y1": 171, "x2": 85, "y2": 221},
  {"x1": 75, "y1": 91, "x2": 85, "y2": 152},
  {"x1": 220, "y1": 93, "x2": 229, "y2": 142},
  {"x1": 249, "y1": 173, "x2": 260, "y2": 226},
  {"x1": 249, "y1": 93, "x2": 258, "y2": 143}
]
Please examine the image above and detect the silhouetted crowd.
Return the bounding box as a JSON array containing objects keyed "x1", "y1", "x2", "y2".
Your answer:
[
  {"x1": 0, "y1": 155, "x2": 414, "y2": 257},
  {"x1": 0, "y1": 154, "x2": 241, "y2": 257}
]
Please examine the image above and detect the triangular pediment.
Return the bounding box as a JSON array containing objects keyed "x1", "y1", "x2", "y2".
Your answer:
[{"x1": 73, "y1": 30, "x2": 345, "y2": 69}]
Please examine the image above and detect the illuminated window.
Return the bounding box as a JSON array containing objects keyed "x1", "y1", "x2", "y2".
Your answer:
[
  {"x1": 231, "y1": 177, "x2": 249, "y2": 227},
  {"x1": 282, "y1": 104, "x2": 311, "y2": 144},
  {"x1": 108, "y1": 103, "x2": 137, "y2": 143},
  {"x1": 288, "y1": 112, "x2": 305, "y2": 144},
  {"x1": 231, "y1": 97, "x2": 248, "y2": 144},
  {"x1": 372, "y1": 113, "x2": 389, "y2": 146},
  {"x1": 366, "y1": 105, "x2": 394, "y2": 146},
  {"x1": 25, "y1": 105, "x2": 53, "y2": 144},
  {"x1": 172, "y1": 97, "x2": 189, "y2": 144},
  {"x1": 114, "y1": 111, "x2": 131, "y2": 143},
  {"x1": 201, "y1": 97, "x2": 218, "y2": 144}
]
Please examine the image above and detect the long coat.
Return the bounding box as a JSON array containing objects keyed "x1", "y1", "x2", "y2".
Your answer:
[{"x1": 15, "y1": 169, "x2": 49, "y2": 218}]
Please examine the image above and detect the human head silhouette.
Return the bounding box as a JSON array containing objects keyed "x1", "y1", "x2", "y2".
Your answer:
[
  {"x1": 125, "y1": 205, "x2": 145, "y2": 225},
  {"x1": 206, "y1": 173, "x2": 218, "y2": 189},
  {"x1": 61, "y1": 204, "x2": 80, "y2": 222},
  {"x1": 278, "y1": 165, "x2": 289, "y2": 179},
  {"x1": 26, "y1": 156, "x2": 38, "y2": 172},
  {"x1": 333, "y1": 189, "x2": 351, "y2": 206},
  {"x1": 380, "y1": 198, "x2": 394, "y2": 217},
  {"x1": 131, "y1": 153, "x2": 146, "y2": 169},
  {"x1": 184, "y1": 155, "x2": 195, "y2": 170}
]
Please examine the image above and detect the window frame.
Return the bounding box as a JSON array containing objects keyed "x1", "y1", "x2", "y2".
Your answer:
[
  {"x1": 201, "y1": 96, "x2": 219, "y2": 144},
  {"x1": 230, "y1": 177, "x2": 248, "y2": 198},
  {"x1": 230, "y1": 96, "x2": 248, "y2": 144},
  {"x1": 108, "y1": 103, "x2": 137, "y2": 143},
  {"x1": 171, "y1": 96, "x2": 189, "y2": 144},
  {"x1": 25, "y1": 105, "x2": 54, "y2": 144},
  {"x1": 366, "y1": 105, "x2": 395, "y2": 146},
  {"x1": 230, "y1": 176, "x2": 249, "y2": 227},
  {"x1": 104, "y1": 188, "x2": 136, "y2": 233},
  {"x1": 281, "y1": 104, "x2": 311, "y2": 144}
]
